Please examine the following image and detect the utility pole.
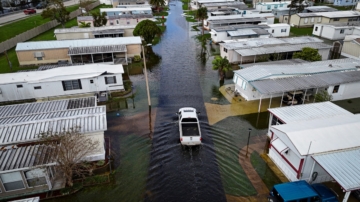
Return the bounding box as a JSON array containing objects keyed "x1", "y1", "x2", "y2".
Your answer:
[{"x1": 4, "y1": 50, "x2": 12, "y2": 71}]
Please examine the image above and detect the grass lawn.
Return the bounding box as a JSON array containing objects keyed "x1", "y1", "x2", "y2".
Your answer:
[
  {"x1": 182, "y1": 0, "x2": 190, "y2": 10},
  {"x1": 290, "y1": 27, "x2": 313, "y2": 36},
  {"x1": 0, "y1": 5, "x2": 79, "y2": 43},
  {"x1": 153, "y1": 9, "x2": 169, "y2": 16},
  {"x1": 0, "y1": 4, "x2": 109, "y2": 74}
]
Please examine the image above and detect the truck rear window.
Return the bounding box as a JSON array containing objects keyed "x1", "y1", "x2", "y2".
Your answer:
[{"x1": 182, "y1": 118, "x2": 198, "y2": 122}]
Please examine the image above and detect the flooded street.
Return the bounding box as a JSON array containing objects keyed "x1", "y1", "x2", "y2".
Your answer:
[{"x1": 50, "y1": 1, "x2": 283, "y2": 202}]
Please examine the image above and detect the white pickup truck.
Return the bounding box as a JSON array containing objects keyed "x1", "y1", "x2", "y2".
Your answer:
[{"x1": 177, "y1": 107, "x2": 202, "y2": 146}]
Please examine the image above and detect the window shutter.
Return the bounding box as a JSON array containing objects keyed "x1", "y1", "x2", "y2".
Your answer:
[
  {"x1": 105, "y1": 77, "x2": 108, "y2": 84},
  {"x1": 62, "y1": 81, "x2": 66, "y2": 91},
  {"x1": 113, "y1": 76, "x2": 117, "y2": 84},
  {"x1": 78, "y1": 79, "x2": 82, "y2": 89}
]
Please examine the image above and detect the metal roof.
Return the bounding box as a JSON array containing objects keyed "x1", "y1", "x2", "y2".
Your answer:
[
  {"x1": 38, "y1": 63, "x2": 84, "y2": 71},
  {"x1": 210, "y1": 17, "x2": 267, "y2": 25},
  {"x1": 77, "y1": 16, "x2": 94, "y2": 21},
  {"x1": 107, "y1": 13, "x2": 153, "y2": 19},
  {"x1": 0, "y1": 144, "x2": 55, "y2": 172},
  {"x1": 233, "y1": 58, "x2": 360, "y2": 82},
  {"x1": 250, "y1": 70, "x2": 360, "y2": 94},
  {"x1": 0, "y1": 97, "x2": 96, "y2": 118},
  {"x1": 268, "y1": 102, "x2": 352, "y2": 124},
  {"x1": 0, "y1": 113, "x2": 107, "y2": 146},
  {"x1": 208, "y1": 13, "x2": 274, "y2": 21},
  {"x1": 314, "y1": 21, "x2": 360, "y2": 28},
  {"x1": 235, "y1": 43, "x2": 331, "y2": 56},
  {"x1": 271, "y1": 114, "x2": 360, "y2": 155},
  {"x1": 0, "y1": 106, "x2": 105, "y2": 125},
  {"x1": 297, "y1": 11, "x2": 360, "y2": 18},
  {"x1": 15, "y1": 37, "x2": 141, "y2": 51},
  {"x1": 68, "y1": 45, "x2": 126, "y2": 55},
  {"x1": 312, "y1": 147, "x2": 360, "y2": 191},
  {"x1": 305, "y1": 6, "x2": 337, "y2": 12},
  {"x1": 212, "y1": 24, "x2": 269, "y2": 32},
  {"x1": 54, "y1": 26, "x2": 125, "y2": 34},
  {"x1": 240, "y1": 59, "x2": 307, "y2": 68},
  {"x1": 202, "y1": 1, "x2": 245, "y2": 7},
  {"x1": 252, "y1": 29, "x2": 270, "y2": 35},
  {"x1": 222, "y1": 36, "x2": 323, "y2": 50},
  {"x1": 0, "y1": 64, "x2": 124, "y2": 84},
  {"x1": 100, "y1": 7, "x2": 151, "y2": 12},
  {"x1": 227, "y1": 29, "x2": 258, "y2": 36},
  {"x1": 197, "y1": 0, "x2": 235, "y2": 3}
]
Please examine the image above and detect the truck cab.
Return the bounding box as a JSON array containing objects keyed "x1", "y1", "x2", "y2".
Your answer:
[
  {"x1": 177, "y1": 107, "x2": 202, "y2": 146},
  {"x1": 268, "y1": 181, "x2": 338, "y2": 202}
]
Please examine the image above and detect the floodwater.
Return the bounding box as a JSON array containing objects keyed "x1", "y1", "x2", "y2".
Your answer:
[{"x1": 49, "y1": 1, "x2": 282, "y2": 202}]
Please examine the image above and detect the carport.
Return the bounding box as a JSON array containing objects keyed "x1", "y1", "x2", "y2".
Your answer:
[
  {"x1": 249, "y1": 70, "x2": 360, "y2": 112},
  {"x1": 312, "y1": 147, "x2": 360, "y2": 202}
]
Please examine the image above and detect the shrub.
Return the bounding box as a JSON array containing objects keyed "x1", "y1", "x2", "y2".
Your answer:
[{"x1": 133, "y1": 55, "x2": 141, "y2": 62}]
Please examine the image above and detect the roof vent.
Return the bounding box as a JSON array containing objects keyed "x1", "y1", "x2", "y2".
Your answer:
[{"x1": 329, "y1": 64, "x2": 332, "y2": 67}]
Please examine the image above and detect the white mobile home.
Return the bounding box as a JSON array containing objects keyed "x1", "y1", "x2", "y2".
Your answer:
[
  {"x1": 255, "y1": 1, "x2": 290, "y2": 13},
  {"x1": 232, "y1": 58, "x2": 360, "y2": 102},
  {"x1": 220, "y1": 37, "x2": 329, "y2": 64},
  {"x1": 268, "y1": 112, "x2": 360, "y2": 202},
  {"x1": 342, "y1": 34, "x2": 360, "y2": 58},
  {"x1": 0, "y1": 64, "x2": 125, "y2": 103},
  {"x1": 266, "y1": 23, "x2": 290, "y2": 37},
  {"x1": 0, "y1": 97, "x2": 107, "y2": 200},
  {"x1": 312, "y1": 22, "x2": 360, "y2": 40},
  {"x1": 100, "y1": 6, "x2": 152, "y2": 16},
  {"x1": 55, "y1": 26, "x2": 134, "y2": 40},
  {"x1": 191, "y1": 0, "x2": 235, "y2": 10}
]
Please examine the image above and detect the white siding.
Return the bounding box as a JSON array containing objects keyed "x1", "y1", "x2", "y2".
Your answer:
[
  {"x1": 328, "y1": 81, "x2": 360, "y2": 101},
  {"x1": 269, "y1": 148, "x2": 298, "y2": 181}
]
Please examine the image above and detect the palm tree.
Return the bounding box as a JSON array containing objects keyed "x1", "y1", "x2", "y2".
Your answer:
[
  {"x1": 194, "y1": 7, "x2": 208, "y2": 35},
  {"x1": 149, "y1": 0, "x2": 165, "y2": 13},
  {"x1": 212, "y1": 56, "x2": 232, "y2": 82},
  {"x1": 79, "y1": 21, "x2": 91, "y2": 28}
]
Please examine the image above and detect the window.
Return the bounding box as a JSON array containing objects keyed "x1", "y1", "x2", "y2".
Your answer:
[
  {"x1": 340, "y1": 29, "x2": 345, "y2": 33},
  {"x1": 62, "y1": 80, "x2": 82, "y2": 91},
  {"x1": 90, "y1": 80, "x2": 94, "y2": 83},
  {"x1": 279, "y1": 4, "x2": 283, "y2": 7},
  {"x1": 33, "y1": 51, "x2": 44, "y2": 60},
  {"x1": 311, "y1": 17, "x2": 314, "y2": 23},
  {"x1": 1, "y1": 172, "x2": 25, "y2": 191},
  {"x1": 224, "y1": 48, "x2": 228, "y2": 53},
  {"x1": 17, "y1": 84, "x2": 23, "y2": 88},
  {"x1": 272, "y1": 29, "x2": 274, "y2": 33},
  {"x1": 333, "y1": 18, "x2": 340, "y2": 21},
  {"x1": 315, "y1": 27, "x2": 318, "y2": 31},
  {"x1": 34, "y1": 86, "x2": 41, "y2": 90},
  {"x1": 281, "y1": 29, "x2": 287, "y2": 33},
  {"x1": 267, "y1": 5, "x2": 271, "y2": 10},
  {"x1": 105, "y1": 76, "x2": 117, "y2": 84},
  {"x1": 116, "y1": 20, "x2": 119, "y2": 24},
  {"x1": 127, "y1": 21, "x2": 130, "y2": 24},
  {"x1": 318, "y1": 17, "x2": 322, "y2": 22},
  {"x1": 110, "y1": 22, "x2": 114, "y2": 25},
  {"x1": 274, "y1": 5, "x2": 278, "y2": 8},
  {"x1": 25, "y1": 169, "x2": 47, "y2": 187},
  {"x1": 304, "y1": 18, "x2": 308, "y2": 24},
  {"x1": 333, "y1": 85, "x2": 340, "y2": 93},
  {"x1": 37, "y1": 57, "x2": 43, "y2": 60}
]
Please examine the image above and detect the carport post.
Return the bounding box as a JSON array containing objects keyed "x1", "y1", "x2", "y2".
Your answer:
[
  {"x1": 313, "y1": 88, "x2": 319, "y2": 103},
  {"x1": 292, "y1": 91, "x2": 296, "y2": 105},
  {"x1": 286, "y1": 52, "x2": 288, "y2": 60},
  {"x1": 343, "y1": 191, "x2": 351, "y2": 202},
  {"x1": 280, "y1": 92, "x2": 284, "y2": 107},
  {"x1": 241, "y1": 56, "x2": 243, "y2": 65},
  {"x1": 309, "y1": 161, "x2": 316, "y2": 184},
  {"x1": 258, "y1": 95, "x2": 263, "y2": 113},
  {"x1": 253, "y1": 55, "x2": 256, "y2": 63},
  {"x1": 269, "y1": 94, "x2": 272, "y2": 108},
  {"x1": 303, "y1": 89, "x2": 307, "y2": 104}
]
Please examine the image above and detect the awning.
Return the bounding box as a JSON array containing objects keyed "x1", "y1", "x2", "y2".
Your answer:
[
  {"x1": 271, "y1": 138, "x2": 289, "y2": 154},
  {"x1": 68, "y1": 45, "x2": 127, "y2": 55},
  {"x1": 312, "y1": 147, "x2": 360, "y2": 191}
]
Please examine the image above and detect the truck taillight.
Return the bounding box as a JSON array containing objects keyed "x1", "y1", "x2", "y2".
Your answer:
[
  {"x1": 180, "y1": 138, "x2": 183, "y2": 142},
  {"x1": 200, "y1": 137, "x2": 202, "y2": 141}
]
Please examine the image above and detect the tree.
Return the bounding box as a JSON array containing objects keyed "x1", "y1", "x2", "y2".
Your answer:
[
  {"x1": 91, "y1": 11, "x2": 107, "y2": 27},
  {"x1": 287, "y1": 0, "x2": 308, "y2": 25},
  {"x1": 41, "y1": 0, "x2": 70, "y2": 28},
  {"x1": 314, "y1": 90, "x2": 333, "y2": 102},
  {"x1": 79, "y1": 0, "x2": 93, "y2": 14},
  {"x1": 194, "y1": 7, "x2": 208, "y2": 35},
  {"x1": 149, "y1": 0, "x2": 165, "y2": 13},
  {"x1": 133, "y1": 20, "x2": 162, "y2": 44},
  {"x1": 79, "y1": 21, "x2": 91, "y2": 28},
  {"x1": 293, "y1": 47, "x2": 322, "y2": 62},
  {"x1": 38, "y1": 127, "x2": 100, "y2": 187},
  {"x1": 212, "y1": 56, "x2": 232, "y2": 82}
]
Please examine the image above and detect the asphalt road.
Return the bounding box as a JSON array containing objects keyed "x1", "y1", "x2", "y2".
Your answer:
[{"x1": 0, "y1": 0, "x2": 79, "y2": 25}]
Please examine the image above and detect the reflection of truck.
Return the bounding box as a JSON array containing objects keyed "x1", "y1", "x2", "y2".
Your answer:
[
  {"x1": 177, "y1": 107, "x2": 202, "y2": 146},
  {"x1": 282, "y1": 91, "x2": 304, "y2": 106},
  {"x1": 268, "y1": 181, "x2": 338, "y2": 202}
]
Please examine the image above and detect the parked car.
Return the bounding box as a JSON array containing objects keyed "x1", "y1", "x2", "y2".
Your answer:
[
  {"x1": 176, "y1": 107, "x2": 202, "y2": 147},
  {"x1": 268, "y1": 181, "x2": 338, "y2": 202},
  {"x1": 282, "y1": 91, "x2": 304, "y2": 106},
  {"x1": 23, "y1": 8, "x2": 36, "y2": 14},
  {"x1": 35, "y1": 2, "x2": 47, "y2": 9}
]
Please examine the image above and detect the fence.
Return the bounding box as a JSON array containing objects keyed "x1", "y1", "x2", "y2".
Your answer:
[{"x1": 0, "y1": 1, "x2": 100, "y2": 53}]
